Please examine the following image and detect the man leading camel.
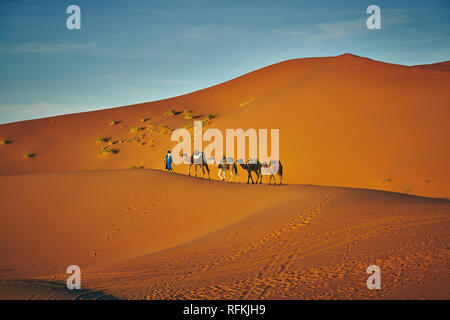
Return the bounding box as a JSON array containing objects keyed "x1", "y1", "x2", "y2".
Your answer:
[{"x1": 163, "y1": 150, "x2": 173, "y2": 172}]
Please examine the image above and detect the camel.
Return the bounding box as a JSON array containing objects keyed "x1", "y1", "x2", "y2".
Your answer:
[
  {"x1": 184, "y1": 151, "x2": 210, "y2": 180},
  {"x1": 261, "y1": 160, "x2": 283, "y2": 185},
  {"x1": 237, "y1": 158, "x2": 262, "y2": 184},
  {"x1": 210, "y1": 156, "x2": 239, "y2": 183}
]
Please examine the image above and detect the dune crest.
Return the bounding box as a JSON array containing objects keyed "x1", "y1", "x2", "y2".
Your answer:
[
  {"x1": 0, "y1": 54, "x2": 450, "y2": 198},
  {"x1": 0, "y1": 169, "x2": 448, "y2": 299},
  {"x1": 0, "y1": 54, "x2": 449, "y2": 198}
]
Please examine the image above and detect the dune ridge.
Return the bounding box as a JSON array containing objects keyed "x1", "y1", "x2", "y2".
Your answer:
[
  {"x1": 0, "y1": 54, "x2": 449, "y2": 198},
  {"x1": 0, "y1": 169, "x2": 448, "y2": 299},
  {"x1": 0, "y1": 54, "x2": 449, "y2": 300}
]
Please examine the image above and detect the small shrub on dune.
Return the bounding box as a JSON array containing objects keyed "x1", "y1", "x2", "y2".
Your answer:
[
  {"x1": 109, "y1": 120, "x2": 119, "y2": 126},
  {"x1": 92, "y1": 137, "x2": 109, "y2": 144},
  {"x1": 140, "y1": 117, "x2": 149, "y2": 122},
  {"x1": 130, "y1": 126, "x2": 145, "y2": 133},
  {"x1": 24, "y1": 153, "x2": 35, "y2": 159},
  {"x1": 99, "y1": 146, "x2": 118, "y2": 156},
  {"x1": 183, "y1": 110, "x2": 193, "y2": 119},
  {"x1": 0, "y1": 139, "x2": 12, "y2": 145},
  {"x1": 201, "y1": 113, "x2": 217, "y2": 125},
  {"x1": 164, "y1": 109, "x2": 175, "y2": 116},
  {"x1": 158, "y1": 125, "x2": 173, "y2": 134}
]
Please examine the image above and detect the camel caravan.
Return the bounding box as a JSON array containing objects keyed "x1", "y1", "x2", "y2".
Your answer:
[{"x1": 182, "y1": 151, "x2": 283, "y2": 185}]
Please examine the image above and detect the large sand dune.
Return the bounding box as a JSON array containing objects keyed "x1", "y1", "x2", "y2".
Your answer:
[
  {"x1": 0, "y1": 169, "x2": 448, "y2": 299},
  {"x1": 0, "y1": 54, "x2": 449, "y2": 198},
  {"x1": 0, "y1": 54, "x2": 449, "y2": 299}
]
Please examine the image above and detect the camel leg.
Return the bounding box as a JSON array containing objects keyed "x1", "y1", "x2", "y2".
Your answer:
[
  {"x1": 188, "y1": 164, "x2": 192, "y2": 176},
  {"x1": 279, "y1": 174, "x2": 282, "y2": 186},
  {"x1": 229, "y1": 170, "x2": 234, "y2": 182},
  {"x1": 195, "y1": 165, "x2": 198, "y2": 177},
  {"x1": 201, "y1": 165, "x2": 205, "y2": 178}
]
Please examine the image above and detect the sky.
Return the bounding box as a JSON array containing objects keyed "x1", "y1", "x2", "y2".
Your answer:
[{"x1": 0, "y1": 0, "x2": 449, "y2": 124}]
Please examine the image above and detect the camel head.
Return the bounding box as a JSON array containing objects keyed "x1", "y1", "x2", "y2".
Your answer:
[{"x1": 181, "y1": 152, "x2": 191, "y2": 163}]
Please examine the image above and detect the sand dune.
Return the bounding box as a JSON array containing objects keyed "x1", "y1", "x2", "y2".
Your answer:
[
  {"x1": 0, "y1": 54, "x2": 449, "y2": 198},
  {"x1": 0, "y1": 54, "x2": 449, "y2": 300},
  {"x1": 0, "y1": 169, "x2": 304, "y2": 278},
  {"x1": 0, "y1": 169, "x2": 448, "y2": 299}
]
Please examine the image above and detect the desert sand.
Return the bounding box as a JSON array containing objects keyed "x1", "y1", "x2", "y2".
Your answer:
[{"x1": 0, "y1": 54, "x2": 449, "y2": 299}]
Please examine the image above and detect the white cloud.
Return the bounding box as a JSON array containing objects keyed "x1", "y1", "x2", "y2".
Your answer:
[
  {"x1": 317, "y1": 18, "x2": 366, "y2": 39},
  {"x1": 0, "y1": 42, "x2": 99, "y2": 54},
  {"x1": 0, "y1": 103, "x2": 97, "y2": 124},
  {"x1": 314, "y1": 13, "x2": 408, "y2": 40}
]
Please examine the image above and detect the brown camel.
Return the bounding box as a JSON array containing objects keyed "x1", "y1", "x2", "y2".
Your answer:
[
  {"x1": 237, "y1": 158, "x2": 262, "y2": 184},
  {"x1": 184, "y1": 151, "x2": 210, "y2": 180}
]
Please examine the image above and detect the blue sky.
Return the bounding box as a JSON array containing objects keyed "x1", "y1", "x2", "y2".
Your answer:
[{"x1": 0, "y1": 0, "x2": 449, "y2": 124}]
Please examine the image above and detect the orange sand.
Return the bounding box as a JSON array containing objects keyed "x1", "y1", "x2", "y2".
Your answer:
[{"x1": 0, "y1": 54, "x2": 449, "y2": 299}]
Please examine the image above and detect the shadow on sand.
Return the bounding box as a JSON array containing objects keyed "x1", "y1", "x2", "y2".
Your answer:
[{"x1": 0, "y1": 279, "x2": 119, "y2": 300}]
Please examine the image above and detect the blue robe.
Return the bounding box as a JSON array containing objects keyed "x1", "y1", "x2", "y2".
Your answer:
[{"x1": 165, "y1": 153, "x2": 173, "y2": 170}]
